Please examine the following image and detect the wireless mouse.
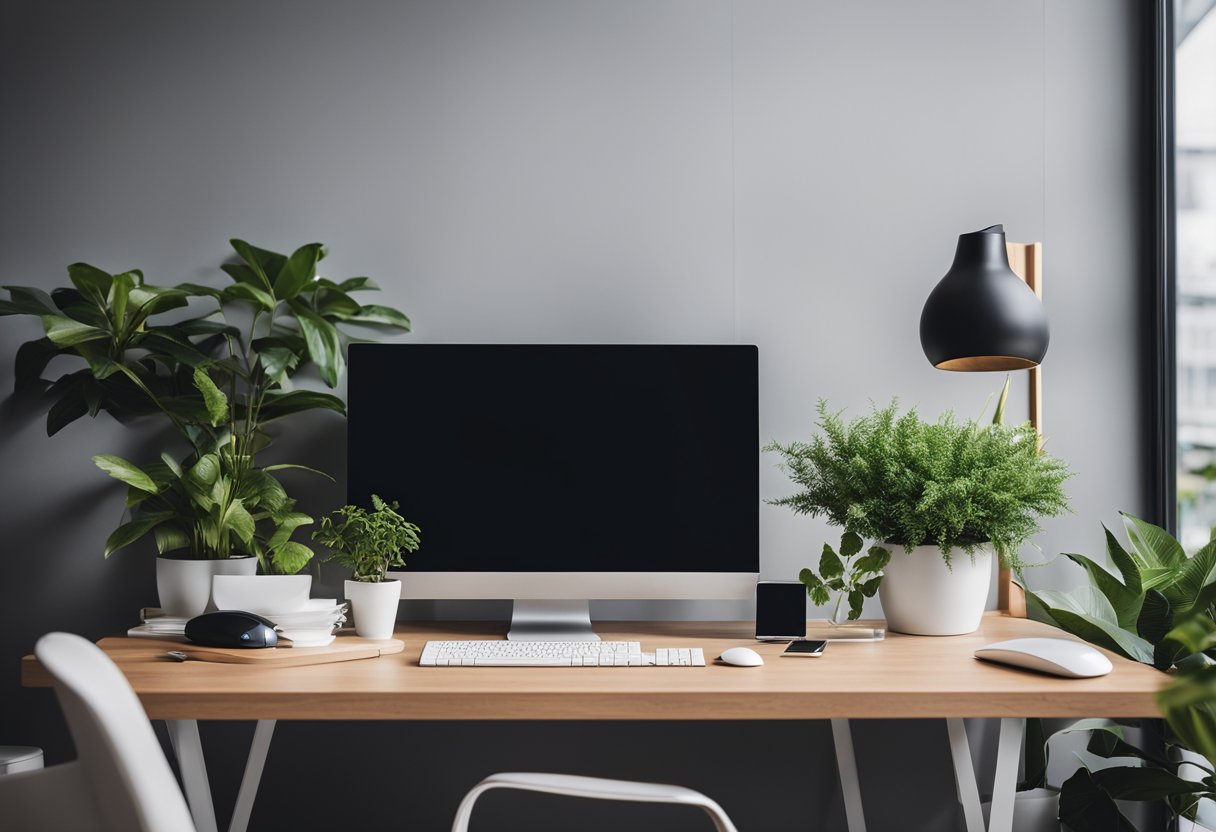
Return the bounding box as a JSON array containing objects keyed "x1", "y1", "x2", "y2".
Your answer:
[
  {"x1": 974, "y1": 637, "x2": 1112, "y2": 678},
  {"x1": 718, "y1": 647, "x2": 764, "y2": 667},
  {"x1": 185, "y1": 611, "x2": 279, "y2": 648}
]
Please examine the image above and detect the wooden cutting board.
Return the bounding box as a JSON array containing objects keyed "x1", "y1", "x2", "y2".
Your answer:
[{"x1": 171, "y1": 637, "x2": 404, "y2": 667}]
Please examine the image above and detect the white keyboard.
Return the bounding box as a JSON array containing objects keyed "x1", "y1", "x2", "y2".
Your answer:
[{"x1": 420, "y1": 640, "x2": 706, "y2": 667}]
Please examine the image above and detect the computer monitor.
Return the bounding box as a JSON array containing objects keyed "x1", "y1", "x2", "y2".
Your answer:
[{"x1": 347, "y1": 344, "x2": 759, "y2": 639}]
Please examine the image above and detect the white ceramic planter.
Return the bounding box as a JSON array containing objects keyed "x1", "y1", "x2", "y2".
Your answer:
[
  {"x1": 982, "y1": 788, "x2": 1060, "y2": 832},
  {"x1": 345, "y1": 579, "x2": 401, "y2": 640},
  {"x1": 878, "y1": 543, "x2": 992, "y2": 635},
  {"x1": 211, "y1": 575, "x2": 312, "y2": 616},
  {"x1": 156, "y1": 556, "x2": 258, "y2": 619}
]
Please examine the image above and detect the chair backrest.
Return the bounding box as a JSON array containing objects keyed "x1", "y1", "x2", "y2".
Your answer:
[{"x1": 34, "y1": 632, "x2": 195, "y2": 832}]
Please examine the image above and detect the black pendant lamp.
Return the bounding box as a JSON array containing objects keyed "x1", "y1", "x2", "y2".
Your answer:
[{"x1": 919, "y1": 224, "x2": 1049, "y2": 371}]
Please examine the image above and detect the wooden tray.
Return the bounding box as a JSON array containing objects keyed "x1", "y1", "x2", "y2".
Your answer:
[{"x1": 169, "y1": 637, "x2": 404, "y2": 667}]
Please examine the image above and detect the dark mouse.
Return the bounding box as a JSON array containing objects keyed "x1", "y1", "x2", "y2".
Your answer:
[{"x1": 185, "y1": 611, "x2": 279, "y2": 648}]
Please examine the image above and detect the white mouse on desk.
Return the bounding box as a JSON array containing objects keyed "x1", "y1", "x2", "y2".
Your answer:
[
  {"x1": 975, "y1": 638, "x2": 1113, "y2": 678},
  {"x1": 718, "y1": 647, "x2": 764, "y2": 667}
]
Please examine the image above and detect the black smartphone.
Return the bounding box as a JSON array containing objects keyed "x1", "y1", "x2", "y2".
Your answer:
[
  {"x1": 783, "y1": 639, "x2": 827, "y2": 657},
  {"x1": 755, "y1": 581, "x2": 807, "y2": 641}
]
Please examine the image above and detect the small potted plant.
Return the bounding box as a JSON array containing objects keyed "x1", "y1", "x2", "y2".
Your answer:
[
  {"x1": 313, "y1": 495, "x2": 421, "y2": 640},
  {"x1": 766, "y1": 399, "x2": 1070, "y2": 635}
]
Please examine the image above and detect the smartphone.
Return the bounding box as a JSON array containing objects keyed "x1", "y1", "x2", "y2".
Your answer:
[{"x1": 783, "y1": 639, "x2": 828, "y2": 657}]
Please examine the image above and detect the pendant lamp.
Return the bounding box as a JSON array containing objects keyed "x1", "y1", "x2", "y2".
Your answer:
[{"x1": 919, "y1": 224, "x2": 1049, "y2": 371}]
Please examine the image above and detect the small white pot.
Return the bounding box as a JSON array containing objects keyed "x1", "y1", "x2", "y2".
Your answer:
[
  {"x1": 156, "y1": 555, "x2": 258, "y2": 619},
  {"x1": 345, "y1": 579, "x2": 401, "y2": 640},
  {"x1": 982, "y1": 788, "x2": 1060, "y2": 832},
  {"x1": 211, "y1": 575, "x2": 312, "y2": 616},
  {"x1": 878, "y1": 543, "x2": 992, "y2": 635}
]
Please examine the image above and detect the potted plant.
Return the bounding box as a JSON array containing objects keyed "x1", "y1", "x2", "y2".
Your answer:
[
  {"x1": 1025, "y1": 515, "x2": 1216, "y2": 830},
  {"x1": 765, "y1": 399, "x2": 1070, "y2": 635},
  {"x1": 1, "y1": 241, "x2": 411, "y2": 616},
  {"x1": 313, "y1": 495, "x2": 421, "y2": 640}
]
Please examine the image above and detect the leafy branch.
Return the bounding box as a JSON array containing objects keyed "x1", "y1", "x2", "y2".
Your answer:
[{"x1": 800, "y1": 531, "x2": 890, "y2": 622}]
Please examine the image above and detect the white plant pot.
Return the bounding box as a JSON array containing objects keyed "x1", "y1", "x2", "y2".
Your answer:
[
  {"x1": 156, "y1": 555, "x2": 258, "y2": 619},
  {"x1": 982, "y1": 788, "x2": 1060, "y2": 832},
  {"x1": 211, "y1": 575, "x2": 312, "y2": 616},
  {"x1": 345, "y1": 579, "x2": 401, "y2": 640},
  {"x1": 878, "y1": 544, "x2": 992, "y2": 635}
]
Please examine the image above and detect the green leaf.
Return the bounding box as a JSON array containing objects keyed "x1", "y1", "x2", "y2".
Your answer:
[
  {"x1": 1058, "y1": 769, "x2": 1139, "y2": 832},
  {"x1": 847, "y1": 590, "x2": 864, "y2": 620},
  {"x1": 103, "y1": 511, "x2": 175, "y2": 558},
  {"x1": 1090, "y1": 766, "x2": 1203, "y2": 801},
  {"x1": 241, "y1": 469, "x2": 289, "y2": 513},
  {"x1": 1029, "y1": 586, "x2": 1154, "y2": 663},
  {"x1": 268, "y1": 512, "x2": 313, "y2": 551},
  {"x1": 1159, "y1": 666, "x2": 1216, "y2": 763},
  {"x1": 273, "y1": 243, "x2": 323, "y2": 299},
  {"x1": 1160, "y1": 617, "x2": 1216, "y2": 663},
  {"x1": 315, "y1": 287, "x2": 361, "y2": 319},
  {"x1": 1122, "y1": 512, "x2": 1186, "y2": 569},
  {"x1": 857, "y1": 576, "x2": 883, "y2": 597},
  {"x1": 92, "y1": 454, "x2": 159, "y2": 493},
  {"x1": 0, "y1": 285, "x2": 59, "y2": 316},
  {"x1": 41, "y1": 315, "x2": 108, "y2": 346},
  {"x1": 799, "y1": 568, "x2": 830, "y2": 606},
  {"x1": 230, "y1": 240, "x2": 287, "y2": 290},
  {"x1": 1165, "y1": 539, "x2": 1216, "y2": 620},
  {"x1": 66, "y1": 262, "x2": 113, "y2": 306},
  {"x1": 175, "y1": 282, "x2": 224, "y2": 301},
  {"x1": 251, "y1": 336, "x2": 303, "y2": 385},
  {"x1": 261, "y1": 463, "x2": 335, "y2": 481},
  {"x1": 229, "y1": 239, "x2": 276, "y2": 292},
  {"x1": 46, "y1": 377, "x2": 88, "y2": 435},
  {"x1": 192, "y1": 367, "x2": 229, "y2": 427},
  {"x1": 1103, "y1": 526, "x2": 1143, "y2": 595},
  {"x1": 819, "y1": 543, "x2": 844, "y2": 580},
  {"x1": 153, "y1": 523, "x2": 191, "y2": 555},
  {"x1": 186, "y1": 453, "x2": 221, "y2": 489},
  {"x1": 258, "y1": 390, "x2": 347, "y2": 422},
  {"x1": 159, "y1": 452, "x2": 183, "y2": 478},
  {"x1": 222, "y1": 499, "x2": 256, "y2": 545},
  {"x1": 1137, "y1": 589, "x2": 1173, "y2": 648},
  {"x1": 288, "y1": 300, "x2": 344, "y2": 387},
  {"x1": 135, "y1": 331, "x2": 212, "y2": 367},
  {"x1": 270, "y1": 541, "x2": 314, "y2": 575},
  {"x1": 1064, "y1": 552, "x2": 1142, "y2": 630},
  {"x1": 337, "y1": 276, "x2": 378, "y2": 292},
  {"x1": 839, "y1": 530, "x2": 862, "y2": 559},
  {"x1": 853, "y1": 545, "x2": 891, "y2": 576},
  {"x1": 332, "y1": 303, "x2": 411, "y2": 330},
  {"x1": 222, "y1": 282, "x2": 275, "y2": 311},
  {"x1": 13, "y1": 337, "x2": 62, "y2": 391},
  {"x1": 992, "y1": 375, "x2": 1010, "y2": 426}
]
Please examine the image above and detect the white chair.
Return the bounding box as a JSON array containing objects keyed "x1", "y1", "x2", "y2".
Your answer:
[
  {"x1": 0, "y1": 632, "x2": 195, "y2": 832},
  {"x1": 452, "y1": 771, "x2": 740, "y2": 832}
]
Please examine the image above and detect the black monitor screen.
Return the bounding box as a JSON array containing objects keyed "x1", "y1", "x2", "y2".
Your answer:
[{"x1": 347, "y1": 344, "x2": 759, "y2": 573}]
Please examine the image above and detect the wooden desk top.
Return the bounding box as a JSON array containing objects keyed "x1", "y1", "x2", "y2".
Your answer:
[{"x1": 21, "y1": 614, "x2": 1167, "y2": 721}]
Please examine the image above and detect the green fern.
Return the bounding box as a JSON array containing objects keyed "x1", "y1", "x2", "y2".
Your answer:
[{"x1": 765, "y1": 400, "x2": 1071, "y2": 564}]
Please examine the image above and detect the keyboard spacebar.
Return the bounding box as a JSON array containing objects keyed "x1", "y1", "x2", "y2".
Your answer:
[{"x1": 467, "y1": 657, "x2": 577, "y2": 666}]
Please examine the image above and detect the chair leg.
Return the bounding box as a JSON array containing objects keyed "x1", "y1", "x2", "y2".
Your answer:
[{"x1": 831, "y1": 719, "x2": 867, "y2": 832}]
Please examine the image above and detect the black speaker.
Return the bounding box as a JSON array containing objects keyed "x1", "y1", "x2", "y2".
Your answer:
[{"x1": 755, "y1": 581, "x2": 807, "y2": 641}]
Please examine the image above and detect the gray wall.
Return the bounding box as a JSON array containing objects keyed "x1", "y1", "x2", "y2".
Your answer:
[{"x1": 0, "y1": 1, "x2": 1152, "y2": 830}]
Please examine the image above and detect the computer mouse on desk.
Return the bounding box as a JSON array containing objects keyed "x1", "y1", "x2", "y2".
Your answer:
[
  {"x1": 185, "y1": 611, "x2": 279, "y2": 649},
  {"x1": 975, "y1": 637, "x2": 1112, "y2": 678},
  {"x1": 718, "y1": 647, "x2": 764, "y2": 667}
]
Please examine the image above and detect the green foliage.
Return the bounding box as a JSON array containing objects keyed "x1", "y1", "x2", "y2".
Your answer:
[
  {"x1": 312, "y1": 495, "x2": 421, "y2": 583},
  {"x1": 799, "y1": 531, "x2": 889, "y2": 622},
  {"x1": 764, "y1": 399, "x2": 1071, "y2": 563},
  {"x1": 1, "y1": 240, "x2": 411, "y2": 570},
  {"x1": 1025, "y1": 517, "x2": 1216, "y2": 829}
]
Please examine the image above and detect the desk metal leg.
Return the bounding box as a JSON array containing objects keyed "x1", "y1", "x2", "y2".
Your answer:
[
  {"x1": 946, "y1": 718, "x2": 985, "y2": 832},
  {"x1": 228, "y1": 720, "x2": 276, "y2": 832},
  {"x1": 166, "y1": 719, "x2": 219, "y2": 832},
  {"x1": 831, "y1": 718, "x2": 867, "y2": 832},
  {"x1": 987, "y1": 718, "x2": 1025, "y2": 832}
]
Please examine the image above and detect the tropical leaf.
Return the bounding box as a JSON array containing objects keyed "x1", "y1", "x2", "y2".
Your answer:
[
  {"x1": 92, "y1": 454, "x2": 159, "y2": 493},
  {"x1": 1028, "y1": 586, "x2": 1154, "y2": 663},
  {"x1": 1122, "y1": 512, "x2": 1186, "y2": 569},
  {"x1": 273, "y1": 243, "x2": 323, "y2": 300},
  {"x1": 270, "y1": 541, "x2": 314, "y2": 575},
  {"x1": 103, "y1": 511, "x2": 175, "y2": 558},
  {"x1": 192, "y1": 367, "x2": 229, "y2": 427},
  {"x1": 853, "y1": 545, "x2": 890, "y2": 575},
  {"x1": 1064, "y1": 552, "x2": 1141, "y2": 630},
  {"x1": 258, "y1": 389, "x2": 346, "y2": 422},
  {"x1": 153, "y1": 523, "x2": 191, "y2": 555},
  {"x1": 1137, "y1": 589, "x2": 1174, "y2": 651},
  {"x1": 41, "y1": 315, "x2": 108, "y2": 347},
  {"x1": 261, "y1": 463, "x2": 335, "y2": 481},
  {"x1": 66, "y1": 262, "x2": 113, "y2": 306},
  {"x1": 0, "y1": 285, "x2": 59, "y2": 316},
  {"x1": 221, "y1": 499, "x2": 256, "y2": 545},
  {"x1": 1104, "y1": 526, "x2": 1143, "y2": 595},
  {"x1": 288, "y1": 300, "x2": 344, "y2": 387},
  {"x1": 229, "y1": 239, "x2": 276, "y2": 291},
  {"x1": 819, "y1": 543, "x2": 844, "y2": 580},
  {"x1": 799, "y1": 568, "x2": 829, "y2": 606},
  {"x1": 13, "y1": 337, "x2": 62, "y2": 391},
  {"x1": 1164, "y1": 540, "x2": 1216, "y2": 620},
  {"x1": 332, "y1": 303, "x2": 411, "y2": 330},
  {"x1": 1160, "y1": 666, "x2": 1216, "y2": 763},
  {"x1": 1056, "y1": 769, "x2": 1138, "y2": 832},
  {"x1": 222, "y1": 282, "x2": 275, "y2": 311}
]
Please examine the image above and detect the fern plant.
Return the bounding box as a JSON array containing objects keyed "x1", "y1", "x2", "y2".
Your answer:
[
  {"x1": 313, "y1": 495, "x2": 421, "y2": 582},
  {"x1": 765, "y1": 400, "x2": 1071, "y2": 563}
]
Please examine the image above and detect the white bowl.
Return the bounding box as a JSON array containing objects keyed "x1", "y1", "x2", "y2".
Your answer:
[{"x1": 211, "y1": 575, "x2": 312, "y2": 616}]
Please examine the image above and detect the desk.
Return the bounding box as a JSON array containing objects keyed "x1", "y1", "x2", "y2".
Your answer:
[{"x1": 22, "y1": 615, "x2": 1166, "y2": 832}]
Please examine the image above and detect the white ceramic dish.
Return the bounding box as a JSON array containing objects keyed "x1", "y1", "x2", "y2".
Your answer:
[{"x1": 211, "y1": 575, "x2": 312, "y2": 615}]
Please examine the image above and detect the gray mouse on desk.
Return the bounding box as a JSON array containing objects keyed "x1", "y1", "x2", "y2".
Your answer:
[{"x1": 185, "y1": 611, "x2": 279, "y2": 648}]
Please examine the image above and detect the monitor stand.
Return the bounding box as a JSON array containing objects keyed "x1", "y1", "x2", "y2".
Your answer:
[{"x1": 507, "y1": 600, "x2": 599, "y2": 641}]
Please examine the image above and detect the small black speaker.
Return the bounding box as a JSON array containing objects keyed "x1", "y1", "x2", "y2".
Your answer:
[{"x1": 755, "y1": 581, "x2": 807, "y2": 641}]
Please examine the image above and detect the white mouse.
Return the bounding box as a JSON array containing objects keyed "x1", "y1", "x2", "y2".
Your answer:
[
  {"x1": 974, "y1": 637, "x2": 1113, "y2": 678},
  {"x1": 719, "y1": 646, "x2": 764, "y2": 667}
]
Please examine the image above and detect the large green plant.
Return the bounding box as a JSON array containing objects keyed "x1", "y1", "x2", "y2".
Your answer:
[
  {"x1": 1025, "y1": 517, "x2": 1216, "y2": 829},
  {"x1": 764, "y1": 400, "x2": 1071, "y2": 563},
  {"x1": 1, "y1": 241, "x2": 410, "y2": 572},
  {"x1": 313, "y1": 495, "x2": 421, "y2": 583}
]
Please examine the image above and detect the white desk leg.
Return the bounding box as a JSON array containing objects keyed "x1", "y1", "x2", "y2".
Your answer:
[
  {"x1": 228, "y1": 720, "x2": 276, "y2": 832},
  {"x1": 166, "y1": 720, "x2": 219, "y2": 832},
  {"x1": 987, "y1": 718, "x2": 1024, "y2": 832},
  {"x1": 830, "y1": 718, "x2": 867, "y2": 832},
  {"x1": 946, "y1": 718, "x2": 985, "y2": 832}
]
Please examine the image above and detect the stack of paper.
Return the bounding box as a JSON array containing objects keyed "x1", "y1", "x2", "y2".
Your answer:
[{"x1": 128, "y1": 609, "x2": 191, "y2": 639}]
